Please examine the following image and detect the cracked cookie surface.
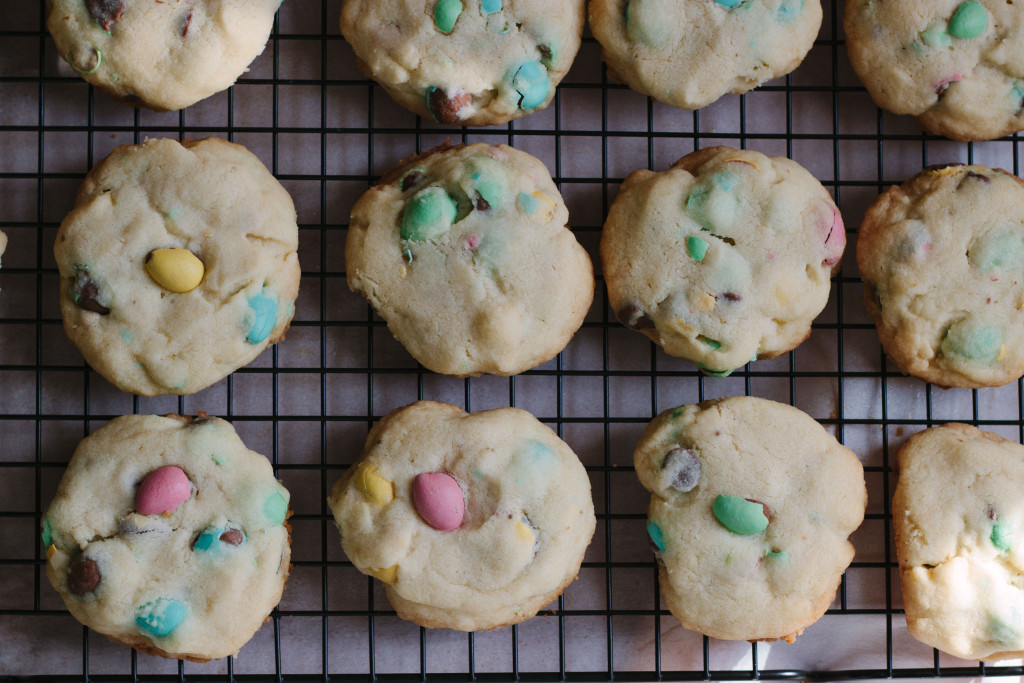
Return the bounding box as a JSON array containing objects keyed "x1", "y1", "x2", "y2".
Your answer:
[
  {"x1": 328, "y1": 401, "x2": 596, "y2": 631},
  {"x1": 46, "y1": 0, "x2": 281, "y2": 111},
  {"x1": 339, "y1": 0, "x2": 584, "y2": 126},
  {"x1": 600, "y1": 146, "x2": 844, "y2": 376},
  {"x1": 54, "y1": 137, "x2": 301, "y2": 396},
  {"x1": 345, "y1": 143, "x2": 593, "y2": 377},
  {"x1": 42, "y1": 414, "x2": 291, "y2": 662},
  {"x1": 857, "y1": 164, "x2": 1024, "y2": 388},
  {"x1": 845, "y1": 0, "x2": 1024, "y2": 141},
  {"x1": 589, "y1": 0, "x2": 822, "y2": 110},
  {"x1": 894, "y1": 423, "x2": 1024, "y2": 661},
  {"x1": 635, "y1": 396, "x2": 866, "y2": 641}
]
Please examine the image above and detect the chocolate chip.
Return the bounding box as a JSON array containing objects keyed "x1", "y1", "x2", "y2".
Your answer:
[
  {"x1": 616, "y1": 303, "x2": 655, "y2": 330},
  {"x1": 475, "y1": 195, "x2": 491, "y2": 211},
  {"x1": 400, "y1": 170, "x2": 424, "y2": 191},
  {"x1": 958, "y1": 171, "x2": 991, "y2": 189},
  {"x1": 745, "y1": 498, "x2": 772, "y2": 521},
  {"x1": 427, "y1": 87, "x2": 472, "y2": 126},
  {"x1": 219, "y1": 529, "x2": 243, "y2": 546},
  {"x1": 180, "y1": 8, "x2": 193, "y2": 37},
  {"x1": 722, "y1": 292, "x2": 742, "y2": 302},
  {"x1": 189, "y1": 416, "x2": 215, "y2": 427},
  {"x1": 86, "y1": 0, "x2": 124, "y2": 31},
  {"x1": 538, "y1": 44, "x2": 552, "y2": 63},
  {"x1": 74, "y1": 271, "x2": 110, "y2": 315},
  {"x1": 663, "y1": 447, "x2": 700, "y2": 492},
  {"x1": 68, "y1": 555, "x2": 101, "y2": 595}
]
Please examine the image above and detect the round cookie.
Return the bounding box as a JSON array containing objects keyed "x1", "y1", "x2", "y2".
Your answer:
[
  {"x1": 894, "y1": 423, "x2": 1024, "y2": 662},
  {"x1": 42, "y1": 414, "x2": 291, "y2": 662},
  {"x1": 589, "y1": 0, "x2": 823, "y2": 110},
  {"x1": 346, "y1": 143, "x2": 593, "y2": 377},
  {"x1": 600, "y1": 146, "x2": 845, "y2": 376},
  {"x1": 339, "y1": 0, "x2": 584, "y2": 126},
  {"x1": 634, "y1": 397, "x2": 866, "y2": 642},
  {"x1": 845, "y1": 0, "x2": 1024, "y2": 141},
  {"x1": 46, "y1": 0, "x2": 281, "y2": 112},
  {"x1": 54, "y1": 137, "x2": 301, "y2": 396},
  {"x1": 857, "y1": 164, "x2": 1024, "y2": 388},
  {"x1": 328, "y1": 401, "x2": 596, "y2": 631}
]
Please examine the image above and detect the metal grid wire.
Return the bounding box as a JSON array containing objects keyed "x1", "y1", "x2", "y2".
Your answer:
[{"x1": 4, "y1": 0, "x2": 1024, "y2": 679}]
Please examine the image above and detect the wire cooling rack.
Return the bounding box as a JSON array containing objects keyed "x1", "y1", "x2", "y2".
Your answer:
[{"x1": 4, "y1": 0, "x2": 1024, "y2": 680}]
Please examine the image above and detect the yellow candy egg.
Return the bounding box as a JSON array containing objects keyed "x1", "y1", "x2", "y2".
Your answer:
[
  {"x1": 369, "y1": 564, "x2": 398, "y2": 583},
  {"x1": 353, "y1": 464, "x2": 394, "y2": 505},
  {"x1": 144, "y1": 248, "x2": 205, "y2": 293}
]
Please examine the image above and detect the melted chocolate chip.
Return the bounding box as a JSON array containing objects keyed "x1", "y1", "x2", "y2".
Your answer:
[
  {"x1": 958, "y1": 171, "x2": 991, "y2": 189},
  {"x1": 219, "y1": 529, "x2": 243, "y2": 546},
  {"x1": 475, "y1": 195, "x2": 491, "y2": 211},
  {"x1": 86, "y1": 0, "x2": 125, "y2": 31},
  {"x1": 663, "y1": 447, "x2": 701, "y2": 492},
  {"x1": 189, "y1": 416, "x2": 215, "y2": 427},
  {"x1": 538, "y1": 44, "x2": 552, "y2": 63},
  {"x1": 180, "y1": 8, "x2": 193, "y2": 37},
  {"x1": 427, "y1": 87, "x2": 472, "y2": 125},
  {"x1": 74, "y1": 271, "x2": 110, "y2": 315},
  {"x1": 400, "y1": 170, "x2": 424, "y2": 191},
  {"x1": 924, "y1": 163, "x2": 964, "y2": 173},
  {"x1": 68, "y1": 555, "x2": 101, "y2": 595},
  {"x1": 722, "y1": 292, "x2": 742, "y2": 302},
  {"x1": 616, "y1": 303, "x2": 655, "y2": 330},
  {"x1": 745, "y1": 498, "x2": 772, "y2": 521}
]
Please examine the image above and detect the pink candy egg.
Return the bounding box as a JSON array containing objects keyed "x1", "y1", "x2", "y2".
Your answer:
[
  {"x1": 136, "y1": 466, "x2": 192, "y2": 515},
  {"x1": 822, "y1": 206, "x2": 846, "y2": 266},
  {"x1": 411, "y1": 472, "x2": 464, "y2": 531}
]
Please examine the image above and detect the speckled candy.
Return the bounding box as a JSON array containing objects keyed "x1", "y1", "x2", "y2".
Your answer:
[
  {"x1": 411, "y1": 472, "x2": 465, "y2": 531},
  {"x1": 136, "y1": 466, "x2": 192, "y2": 515},
  {"x1": 511, "y1": 61, "x2": 550, "y2": 110},
  {"x1": 940, "y1": 318, "x2": 1003, "y2": 364},
  {"x1": 135, "y1": 597, "x2": 187, "y2": 637},
  {"x1": 246, "y1": 293, "x2": 277, "y2": 345}
]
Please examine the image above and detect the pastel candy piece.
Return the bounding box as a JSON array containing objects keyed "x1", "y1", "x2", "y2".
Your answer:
[
  {"x1": 434, "y1": 0, "x2": 463, "y2": 33},
  {"x1": 135, "y1": 597, "x2": 187, "y2": 637},
  {"x1": 626, "y1": 0, "x2": 673, "y2": 47},
  {"x1": 511, "y1": 60, "x2": 550, "y2": 110},
  {"x1": 481, "y1": 0, "x2": 501, "y2": 13},
  {"x1": 411, "y1": 472, "x2": 465, "y2": 531},
  {"x1": 948, "y1": 1, "x2": 987, "y2": 39},
  {"x1": 515, "y1": 519, "x2": 534, "y2": 543},
  {"x1": 969, "y1": 232, "x2": 1024, "y2": 272},
  {"x1": 989, "y1": 614, "x2": 1020, "y2": 644},
  {"x1": 940, "y1": 319, "x2": 1002, "y2": 364},
  {"x1": 144, "y1": 248, "x2": 205, "y2": 293},
  {"x1": 715, "y1": 0, "x2": 742, "y2": 6},
  {"x1": 400, "y1": 187, "x2": 457, "y2": 241},
  {"x1": 194, "y1": 526, "x2": 245, "y2": 551},
  {"x1": 661, "y1": 447, "x2": 701, "y2": 492},
  {"x1": 263, "y1": 490, "x2": 288, "y2": 525},
  {"x1": 698, "y1": 335, "x2": 721, "y2": 350},
  {"x1": 517, "y1": 192, "x2": 538, "y2": 214},
  {"x1": 647, "y1": 519, "x2": 665, "y2": 551},
  {"x1": 764, "y1": 549, "x2": 789, "y2": 560},
  {"x1": 246, "y1": 293, "x2": 277, "y2": 344},
  {"x1": 686, "y1": 175, "x2": 739, "y2": 230},
  {"x1": 776, "y1": 0, "x2": 801, "y2": 22},
  {"x1": 921, "y1": 21, "x2": 951, "y2": 48},
  {"x1": 934, "y1": 74, "x2": 962, "y2": 94},
  {"x1": 370, "y1": 565, "x2": 398, "y2": 583},
  {"x1": 697, "y1": 363, "x2": 733, "y2": 378},
  {"x1": 822, "y1": 206, "x2": 845, "y2": 266},
  {"x1": 46, "y1": 543, "x2": 56, "y2": 559},
  {"x1": 713, "y1": 494, "x2": 769, "y2": 535},
  {"x1": 42, "y1": 517, "x2": 52, "y2": 548},
  {"x1": 136, "y1": 466, "x2": 192, "y2": 515},
  {"x1": 353, "y1": 464, "x2": 394, "y2": 505},
  {"x1": 686, "y1": 235, "x2": 709, "y2": 262},
  {"x1": 991, "y1": 522, "x2": 1012, "y2": 552}
]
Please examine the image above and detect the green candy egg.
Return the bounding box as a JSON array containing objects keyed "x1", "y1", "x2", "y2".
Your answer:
[
  {"x1": 647, "y1": 519, "x2": 665, "y2": 551},
  {"x1": 948, "y1": 1, "x2": 987, "y2": 39},
  {"x1": 969, "y1": 231, "x2": 1024, "y2": 272},
  {"x1": 400, "y1": 187, "x2": 457, "y2": 241},
  {"x1": 776, "y1": 0, "x2": 802, "y2": 22},
  {"x1": 135, "y1": 598, "x2": 186, "y2": 637},
  {"x1": 991, "y1": 522, "x2": 1012, "y2": 552},
  {"x1": 511, "y1": 60, "x2": 550, "y2": 110},
  {"x1": 940, "y1": 318, "x2": 1002, "y2": 364},
  {"x1": 246, "y1": 293, "x2": 277, "y2": 345},
  {"x1": 686, "y1": 235, "x2": 709, "y2": 262},
  {"x1": 626, "y1": 0, "x2": 673, "y2": 47},
  {"x1": 713, "y1": 494, "x2": 769, "y2": 535},
  {"x1": 921, "y1": 21, "x2": 951, "y2": 48},
  {"x1": 481, "y1": 0, "x2": 501, "y2": 12},
  {"x1": 434, "y1": 0, "x2": 463, "y2": 33},
  {"x1": 264, "y1": 490, "x2": 289, "y2": 525},
  {"x1": 41, "y1": 517, "x2": 52, "y2": 548}
]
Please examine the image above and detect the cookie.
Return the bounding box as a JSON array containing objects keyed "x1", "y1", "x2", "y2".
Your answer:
[
  {"x1": 42, "y1": 414, "x2": 291, "y2": 662},
  {"x1": 857, "y1": 164, "x2": 1024, "y2": 388},
  {"x1": 346, "y1": 143, "x2": 593, "y2": 377},
  {"x1": 589, "y1": 0, "x2": 822, "y2": 110},
  {"x1": 845, "y1": 0, "x2": 1024, "y2": 141},
  {"x1": 328, "y1": 401, "x2": 596, "y2": 631},
  {"x1": 894, "y1": 423, "x2": 1024, "y2": 661},
  {"x1": 601, "y1": 146, "x2": 844, "y2": 376},
  {"x1": 340, "y1": 0, "x2": 584, "y2": 126},
  {"x1": 0, "y1": 229, "x2": 6, "y2": 267},
  {"x1": 54, "y1": 137, "x2": 301, "y2": 396},
  {"x1": 46, "y1": 0, "x2": 281, "y2": 111},
  {"x1": 634, "y1": 397, "x2": 866, "y2": 642}
]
